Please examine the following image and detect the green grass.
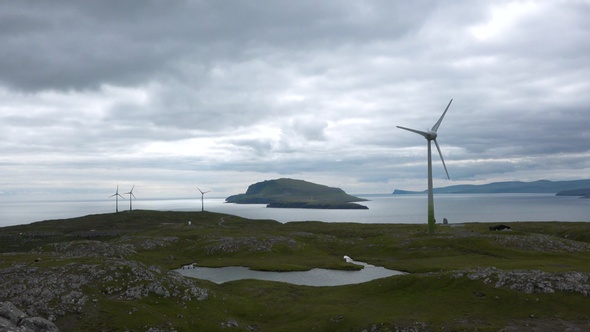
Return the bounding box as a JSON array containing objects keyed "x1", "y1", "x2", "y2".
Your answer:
[{"x1": 1, "y1": 210, "x2": 590, "y2": 330}]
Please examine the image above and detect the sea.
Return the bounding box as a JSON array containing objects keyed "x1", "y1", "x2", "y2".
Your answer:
[{"x1": 1, "y1": 193, "x2": 588, "y2": 228}]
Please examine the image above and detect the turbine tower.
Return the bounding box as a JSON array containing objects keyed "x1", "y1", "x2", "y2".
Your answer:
[
  {"x1": 124, "y1": 185, "x2": 136, "y2": 211},
  {"x1": 109, "y1": 185, "x2": 125, "y2": 213},
  {"x1": 197, "y1": 187, "x2": 210, "y2": 212},
  {"x1": 397, "y1": 99, "x2": 452, "y2": 234}
]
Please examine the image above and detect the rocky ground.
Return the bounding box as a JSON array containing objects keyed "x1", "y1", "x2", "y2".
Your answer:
[
  {"x1": 456, "y1": 267, "x2": 590, "y2": 296},
  {"x1": 2, "y1": 215, "x2": 590, "y2": 331},
  {"x1": 0, "y1": 239, "x2": 209, "y2": 331}
]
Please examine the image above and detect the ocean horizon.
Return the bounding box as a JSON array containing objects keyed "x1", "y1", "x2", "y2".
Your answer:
[{"x1": 1, "y1": 193, "x2": 588, "y2": 228}]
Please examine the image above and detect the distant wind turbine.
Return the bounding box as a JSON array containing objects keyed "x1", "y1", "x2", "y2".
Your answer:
[
  {"x1": 197, "y1": 187, "x2": 211, "y2": 212},
  {"x1": 109, "y1": 185, "x2": 125, "y2": 213},
  {"x1": 124, "y1": 185, "x2": 136, "y2": 211},
  {"x1": 397, "y1": 99, "x2": 452, "y2": 234}
]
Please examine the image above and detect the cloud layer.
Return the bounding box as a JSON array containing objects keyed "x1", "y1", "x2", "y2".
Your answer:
[{"x1": 1, "y1": 0, "x2": 589, "y2": 199}]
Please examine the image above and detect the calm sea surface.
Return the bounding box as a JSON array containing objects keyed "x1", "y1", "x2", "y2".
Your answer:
[{"x1": 1, "y1": 193, "x2": 588, "y2": 227}]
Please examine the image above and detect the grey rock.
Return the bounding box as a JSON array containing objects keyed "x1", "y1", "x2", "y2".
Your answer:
[
  {"x1": 0, "y1": 316, "x2": 16, "y2": 331},
  {"x1": 492, "y1": 234, "x2": 590, "y2": 253},
  {"x1": 0, "y1": 302, "x2": 60, "y2": 332},
  {"x1": 38, "y1": 240, "x2": 136, "y2": 258},
  {"x1": 19, "y1": 316, "x2": 60, "y2": 332},
  {"x1": 220, "y1": 319, "x2": 239, "y2": 328},
  {"x1": 149, "y1": 284, "x2": 170, "y2": 298},
  {"x1": 1, "y1": 238, "x2": 210, "y2": 325},
  {"x1": 206, "y1": 236, "x2": 299, "y2": 254},
  {"x1": 0, "y1": 301, "x2": 27, "y2": 324},
  {"x1": 458, "y1": 267, "x2": 590, "y2": 296}
]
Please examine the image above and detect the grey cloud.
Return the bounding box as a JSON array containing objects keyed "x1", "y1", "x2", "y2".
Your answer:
[
  {"x1": 0, "y1": 0, "x2": 439, "y2": 92},
  {"x1": 1, "y1": 1, "x2": 589, "y2": 198},
  {"x1": 292, "y1": 120, "x2": 327, "y2": 141}
]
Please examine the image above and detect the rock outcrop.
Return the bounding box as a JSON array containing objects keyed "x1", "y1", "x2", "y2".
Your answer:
[
  {"x1": 0, "y1": 301, "x2": 60, "y2": 332},
  {"x1": 0, "y1": 239, "x2": 209, "y2": 326},
  {"x1": 454, "y1": 267, "x2": 590, "y2": 296}
]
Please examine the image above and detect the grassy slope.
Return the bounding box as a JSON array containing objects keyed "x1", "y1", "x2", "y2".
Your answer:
[{"x1": 1, "y1": 210, "x2": 590, "y2": 331}]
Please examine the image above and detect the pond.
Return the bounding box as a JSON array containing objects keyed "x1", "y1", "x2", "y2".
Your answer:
[{"x1": 175, "y1": 259, "x2": 406, "y2": 287}]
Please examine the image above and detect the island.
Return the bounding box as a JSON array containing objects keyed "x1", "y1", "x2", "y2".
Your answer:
[
  {"x1": 225, "y1": 178, "x2": 368, "y2": 209},
  {"x1": 393, "y1": 179, "x2": 590, "y2": 195}
]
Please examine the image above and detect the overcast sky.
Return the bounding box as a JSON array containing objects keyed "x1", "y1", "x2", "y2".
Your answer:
[{"x1": 1, "y1": 0, "x2": 589, "y2": 201}]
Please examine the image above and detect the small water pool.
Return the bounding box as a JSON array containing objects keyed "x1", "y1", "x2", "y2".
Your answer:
[{"x1": 175, "y1": 260, "x2": 406, "y2": 287}]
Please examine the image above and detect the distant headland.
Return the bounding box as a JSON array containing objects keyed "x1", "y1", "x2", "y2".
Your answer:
[
  {"x1": 225, "y1": 178, "x2": 368, "y2": 209},
  {"x1": 393, "y1": 179, "x2": 590, "y2": 197}
]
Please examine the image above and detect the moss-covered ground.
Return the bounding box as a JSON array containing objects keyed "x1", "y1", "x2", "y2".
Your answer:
[{"x1": 1, "y1": 210, "x2": 589, "y2": 331}]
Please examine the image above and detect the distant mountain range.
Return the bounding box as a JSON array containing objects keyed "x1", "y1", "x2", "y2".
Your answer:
[
  {"x1": 226, "y1": 178, "x2": 369, "y2": 209},
  {"x1": 393, "y1": 179, "x2": 590, "y2": 197}
]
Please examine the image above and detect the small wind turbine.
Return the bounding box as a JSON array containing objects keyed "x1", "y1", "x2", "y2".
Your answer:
[
  {"x1": 124, "y1": 185, "x2": 136, "y2": 211},
  {"x1": 197, "y1": 187, "x2": 211, "y2": 212},
  {"x1": 109, "y1": 185, "x2": 125, "y2": 213},
  {"x1": 397, "y1": 99, "x2": 452, "y2": 234}
]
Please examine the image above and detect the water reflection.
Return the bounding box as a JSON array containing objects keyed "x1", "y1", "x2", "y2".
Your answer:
[{"x1": 175, "y1": 260, "x2": 405, "y2": 286}]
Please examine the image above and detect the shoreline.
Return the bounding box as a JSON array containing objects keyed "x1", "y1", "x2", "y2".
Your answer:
[{"x1": 2, "y1": 193, "x2": 589, "y2": 228}]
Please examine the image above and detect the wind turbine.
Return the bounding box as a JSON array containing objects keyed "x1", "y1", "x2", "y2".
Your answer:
[
  {"x1": 197, "y1": 187, "x2": 211, "y2": 212},
  {"x1": 124, "y1": 185, "x2": 136, "y2": 211},
  {"x1": 109, "y1": 185, "x2": 125, "y2": 213},
  {"x1": 397, "y1": 99, "x2": 452, "y2": 234}
]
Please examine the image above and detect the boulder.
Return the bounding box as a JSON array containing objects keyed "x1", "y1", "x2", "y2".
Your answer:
[
  {"x1": 19, "y1": 316, "x2": 60, "y2": 332},
  {"x1": 0, "y1": 301, "x2": 26, "y2": 324},
  {"x1": 0, "y1": 301, "x2": 60, "y2": 331}
]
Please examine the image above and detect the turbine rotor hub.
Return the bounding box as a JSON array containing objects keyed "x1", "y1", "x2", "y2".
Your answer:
[{"x1": 426, "y1": 131, "x2": 437, "y2": 140}]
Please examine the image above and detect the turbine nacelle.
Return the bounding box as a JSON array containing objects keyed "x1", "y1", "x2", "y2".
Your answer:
[
  {"x1": 124, "y1": 185, "x2": 136, "y2": 198},
  {"x1": 109, "y1": 185, "x2": 124, "y2": 199},
  {"x1": 395, "y1": 127, "x2": 437, "y2": 142},
  {"x1": 197, "y1": 187, "x2": 210, "y2": 195},
  {"x1": 396, "y1": 98, "x2": 452, "y2": 180}
]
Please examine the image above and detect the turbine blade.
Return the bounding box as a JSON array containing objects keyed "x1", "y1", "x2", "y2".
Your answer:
[
  {"x1": 431, "y1": 99, "x2": 453, "y2": 132},
  {"x1": 197, "y1": 187, "x2": 204, "y2": 194},
  {"x1": 434, "y1": 139, "x2": 450, "y2": 180},
  {"x1": 396, "y1": 126, "x2": 430, "y2": 138}
]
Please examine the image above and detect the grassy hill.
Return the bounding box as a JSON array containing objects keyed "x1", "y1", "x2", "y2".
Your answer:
[
  {"x1": 226, "y1": 178, "x2": 368, "y2": 209},
  {"x1": 1, "y1": 211, "x2": 590, "y2": 331}
]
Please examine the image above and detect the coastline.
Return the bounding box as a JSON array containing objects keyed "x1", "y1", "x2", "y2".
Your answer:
[{"x1": 1, "y1": 193, "x2": 589, "y2": 228}]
